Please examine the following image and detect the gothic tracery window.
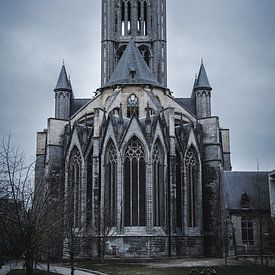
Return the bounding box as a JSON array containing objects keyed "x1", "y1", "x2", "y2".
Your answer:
[
  {"x1": 105, "y1": 141, "x2": 117, "y2": 227},
  {"x1": 185, "y1": 148, "x2": 198, "y2": 228},
  {"x1": 152, "y1": 141, "x2": 164, "y2": 227},
  {"x1": 124, "y1": 136, "x2": 146, "y2": 226},
  {"x1": 68, "y1": 148, "x2": 82, "y2": 228},
  {"x1": 127, "y1": 94, "x2": 139, "y2": 117}
]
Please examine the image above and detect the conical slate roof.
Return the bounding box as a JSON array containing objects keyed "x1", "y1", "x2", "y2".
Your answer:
[
  {"x1": 54, "y1": 64, "x2": 72, "y2": 92},
  {"x1": 104, "y1": 39, "x2": 161, "y2": 87},
  {"x1": 194, "y1": 61, "x2": 212, "y2": 90}
]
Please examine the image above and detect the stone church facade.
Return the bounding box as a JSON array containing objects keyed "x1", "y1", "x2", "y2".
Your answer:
[{"x1": 35, "y1": 0, "x2": 274, "y2": 258}]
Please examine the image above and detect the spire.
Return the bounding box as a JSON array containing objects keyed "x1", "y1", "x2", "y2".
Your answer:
[
  {"x1": 54, "y1": 64, "x2": 72, "y2": 92},
  {"x1": 104, "y1": 39, "x2": 161, "y2": 88},
  {"x1": 194, "y1": 60, "x2": 212, "y2": 91}
]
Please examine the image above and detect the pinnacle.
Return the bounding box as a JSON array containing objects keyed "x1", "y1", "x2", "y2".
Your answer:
[
  {"x1": 194, "y1": 60, "x2": 212, "y2": 90},
  {"x1": 54, "y1": 64, "x2": 72, "y2": 92}
]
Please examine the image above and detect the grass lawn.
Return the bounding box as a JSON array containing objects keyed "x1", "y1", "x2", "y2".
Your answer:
[
  {"x1": 76, "y1": 261, "x2": 275, "y2": 275},
  {"x1": 8, "y1": 270, "x2": 58, "y2": 275}
]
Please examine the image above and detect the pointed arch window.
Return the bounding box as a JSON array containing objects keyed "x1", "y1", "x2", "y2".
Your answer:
[
  {"x1": 176, "y1": 149, "x2": 183, "y2": 228},
  {"x1": 127, "y1": 94, "x2": 139, "y2": 117},
  {"x1": 138, "y1": 45, "x2": 151, "y2": 67},
  {"x1": 120, "y1": 0, "x2": 131, "y2": 36},
  {"x1": 137, "y1": 0, "x2": 148, "y2": 36},
  {"x1": 124, "y1": 136, "x2": 146, "y2": 226},
  {"x1": 185, "y1": 148, "x2": 198, "y2": 227},
  {"x1": 68, "y1": 148, "x2": 82, "y2": 228},
  {"x1": 105, "y1": 141, "x2": 117, "y2": 227},
  {"x1": 152, "y1": 141, "x2": 164, "y2": 227},
  {"x1": 86, "y1": 149, "x2": 93, "y2": 227}
]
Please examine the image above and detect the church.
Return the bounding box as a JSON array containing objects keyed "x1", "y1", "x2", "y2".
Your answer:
[{"x1": 35, "y1": 0, "x2": 274, "y2": 258}]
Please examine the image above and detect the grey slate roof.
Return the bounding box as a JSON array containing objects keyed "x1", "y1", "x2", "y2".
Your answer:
[
  {"x1": 54, "y1": 65, "x2": 72, "y2": 92},
  {"x1": 223, "y1": 171, "x2": 270, "y2": 210},
  {"x1": 71, "y1": 99, "x2": 90, "y2": 116},
  {"x1": 194, "y1": 62, "x2": 212, "y2": 90},
  {"x1": 175, "y1": 98, "x2": 195, "y2": 115},
  {"x1": 103, "y1": 39, "x2": 161, "y2": 88}
]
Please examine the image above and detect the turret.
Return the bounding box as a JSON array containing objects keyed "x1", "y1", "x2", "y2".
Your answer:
[
  {"x1": 192, "y1": 60, "x2": 212, "y2": 119},
  {"x1": 54, "y1": 64, "x2": 73, "y2": 120}
]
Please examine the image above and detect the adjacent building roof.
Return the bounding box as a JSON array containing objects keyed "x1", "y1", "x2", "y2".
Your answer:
[
  {"x1": 54, "y1": 64, "x2": 72, "y2": 92},
  {"x1": 175, "y1": 98, "x2": 195, "y2": 115},
  {"x1": 103, "y1": 39, "x2": 161, "y2": 88},
  {"x1": 194, "y1": 61, "x2": 212, "y2": 90},
  {"x1": 71, "y1": 99, "x2": 90, "y2": 116},
  {"x1": 223, "y1": 171, "x2": 270, "y2": 210}
]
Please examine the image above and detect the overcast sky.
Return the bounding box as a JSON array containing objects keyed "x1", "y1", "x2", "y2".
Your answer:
[{"x1": 0, "y1": 0, "x2": 274, "y2": 171}]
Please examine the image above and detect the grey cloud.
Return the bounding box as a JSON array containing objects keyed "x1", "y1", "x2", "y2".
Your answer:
[{"x1": 0, "y1": 0, "x2": 274, "y2": 171}]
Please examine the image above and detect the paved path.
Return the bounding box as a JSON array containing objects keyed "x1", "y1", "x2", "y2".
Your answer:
[
  {"x1": 0, "y1": 262, "x2": 106, "y2": 275},
  {"x1": 0, "y1": 261, "x2": 22, "y2": 275},
  {"x1": 36, "y1": 263, "x2": 107, "y2": 275}
]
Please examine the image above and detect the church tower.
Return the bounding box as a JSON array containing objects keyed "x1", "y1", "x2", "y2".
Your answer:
[{"x1": 101, "y1": 0, "x2": 167, "y2": 87}]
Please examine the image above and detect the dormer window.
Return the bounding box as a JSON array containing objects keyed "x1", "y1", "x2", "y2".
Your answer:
[
  {"x1": 127, "y1": 94, "x2": 139, "y2": 117},
  {"x1": 129, "y1": 67, "x2": 136, "y2": 79},
  {"x1": 240, "y1": 192, "x2": 250, "y2": 209}
]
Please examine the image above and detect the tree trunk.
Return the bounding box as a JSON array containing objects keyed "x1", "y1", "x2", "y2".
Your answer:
[
  {"x1": 25, "y1": 250, "x2": 33, "y2": 275},
  {"x1": 70, "y1": 252, "x2": 74, "y2": 275}
]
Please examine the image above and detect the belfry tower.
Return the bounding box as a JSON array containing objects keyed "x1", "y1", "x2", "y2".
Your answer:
[{"x1": 101, "y1": 0, "x2": 167, "y2": 87}]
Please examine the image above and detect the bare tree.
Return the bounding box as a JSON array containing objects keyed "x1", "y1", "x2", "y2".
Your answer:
[
  {"x1": 0, "y1": 135, "x2": 64, "y2": 275},
  {"x1": 93, "y1": 205, "x2": 114, "y2": 263}
]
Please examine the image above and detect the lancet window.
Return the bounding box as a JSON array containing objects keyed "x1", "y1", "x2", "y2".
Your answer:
[
  {"x1": 137, "y1": 0, "x2": 148, "y2": 36},
  {"x1": 120, "y1": 0, "x2": 131, "y2": 36},
  {"x1": 152, "y1": 141, "x2": 164, "y2": 227},
  {"x1": 127, "y1": 94, "x2": 139, "y2": 117},
  {"x1": 117, "y1": 0, "x2": 149, "y2": 37},
  {"x1": 185, "y1": 148, "x2": 198, "y2": 227},
  {"x1": 68, "y1": 148, "x2": 82, "y2": 228},
  {"x1": 105, "y1": 141, "x2": 117, "y2": 227},
  {"x1": 176, "y1": 149, "x2": 183, "y2": 228},
  {"x1": 86, "y1": 149, "x2": 93, "y2": 227},
  {"x1": 124, "y1": 136, "x2": 146, "y2": 226}
]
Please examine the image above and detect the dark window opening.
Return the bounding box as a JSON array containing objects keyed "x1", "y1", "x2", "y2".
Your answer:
[
  {"x1": 185, "y1": 148, "x2": 197, "y2": 228},
  {"x1": 105, "y1": 141, "x2": 117, "y2": 227},
  {"x1": 176, "y1": 149, "x2": 182, "y2": 228},
  {"x1": 153, "y1": 141, "x2": 164, "y2": 227},
  {"x1": 87, "y1": 150, "x2": 93, "y2": 227},
  {"x1": 68, "y1": 148, "x2": 82, "y2": 228},
  {"x1": 138, "y1": 45, "x2": 150, "y2": 67},
  {"x1": 124, "y1": 136, "x2": 146, "y2": 226}
]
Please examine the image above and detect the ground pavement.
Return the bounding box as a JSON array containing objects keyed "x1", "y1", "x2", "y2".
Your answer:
[
  {"x1": 0, "y1": 261, "x2": 106, "y2": 275},
  {"x1": 36, "y1": 263, "x2": 106, "y2": 275}
]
